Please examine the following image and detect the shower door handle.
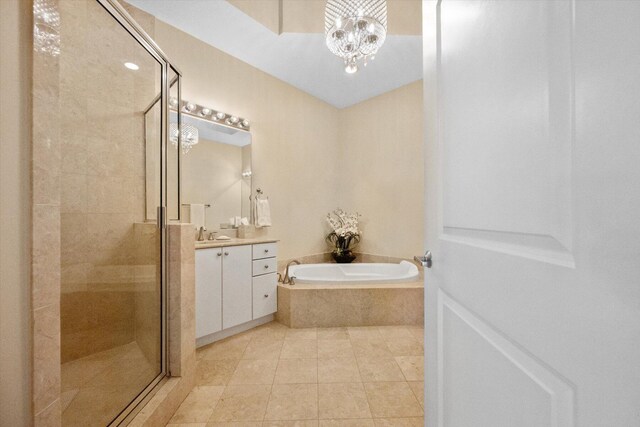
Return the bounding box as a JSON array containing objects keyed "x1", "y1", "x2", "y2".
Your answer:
[
  {"x1": 414, "y1": 251, "x2": 432, "y2": 268},
  {"x1": 156, "y1": 206, "x2": 166, "y2": 229}
]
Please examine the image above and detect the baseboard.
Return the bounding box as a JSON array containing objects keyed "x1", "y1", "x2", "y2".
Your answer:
[{"x1": 196, "y1": 314, "x2": 275, "y2": 348}]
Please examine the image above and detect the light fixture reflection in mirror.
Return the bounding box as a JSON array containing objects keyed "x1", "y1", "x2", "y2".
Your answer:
[
  {"x1": 169, "y1": 123, "x2": 199, "y2": 154},
  {"x1": 242, "y1": 170, "x2": 252, "y2": 178}
]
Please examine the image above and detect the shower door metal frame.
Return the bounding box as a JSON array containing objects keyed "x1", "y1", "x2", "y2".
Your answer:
[{"x1": 94, "y1": 1, "x2": 181, "y2": 425}]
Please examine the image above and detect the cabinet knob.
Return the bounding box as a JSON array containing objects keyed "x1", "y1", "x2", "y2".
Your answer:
[
  {"x1": 224, "y1": 252, "x2": 229, "y2": 256},
  {"x1": 264, "y1": 249, "x2": 269, "y2": 253},
  {"x1": 264, "y1": 294, "x2": 269, "y2": 298},
  {"x1": 217, "y1": 252, "x2": 222, "y2": 256},
  {"x1": 264, "y1": 265, "x2": 269, "y2": 269}
]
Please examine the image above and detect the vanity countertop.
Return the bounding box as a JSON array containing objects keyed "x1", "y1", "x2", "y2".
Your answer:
[{"x1": 195, "y1": 237, "x2": 278, "y2": 249}]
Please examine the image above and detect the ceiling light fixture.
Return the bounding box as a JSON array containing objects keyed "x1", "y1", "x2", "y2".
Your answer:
[
  {"x1": 325, "y1": 0, "x2": 387, "y2": 74},
  {"x1": 124, "y1": 62, "x2": 139, "y2": 70}
]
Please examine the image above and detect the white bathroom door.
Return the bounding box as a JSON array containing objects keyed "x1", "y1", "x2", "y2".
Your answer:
[{"x1": 422, "y1": 1, "x2": 640, "y2": 426}]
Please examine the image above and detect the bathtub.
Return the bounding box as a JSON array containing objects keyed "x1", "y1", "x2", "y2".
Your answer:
[
  {"x1": 288, "y1": 261, "x2": 419, "y2": 284},
  {"x1": 277, "y1": 261, "x2": 423, "y2": 328}
]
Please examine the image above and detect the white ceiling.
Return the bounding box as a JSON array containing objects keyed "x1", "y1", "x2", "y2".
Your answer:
[{"x1": 127, "y1": 0, "x2": 423, "y2": 108}]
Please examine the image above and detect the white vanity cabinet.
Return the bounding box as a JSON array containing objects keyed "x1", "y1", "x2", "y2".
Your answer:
[
  {"x1": 195, "y1": 241, "x2": 278, "y2": 342},
  {"x1": 221, "y1": 245, "x2": 253, "y2": 329},
  {"x1": 252, "y1": 243, "x2": 278, "y2": 319},
  {"x1": 195, "y1": 248, "x2": 223, "y2": 338}
]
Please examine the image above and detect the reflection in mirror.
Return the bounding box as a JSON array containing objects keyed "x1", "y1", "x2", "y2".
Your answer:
[
  {"x1": 144, "y1": 71, "x2": 181, "y2": 222},
  {"x1": 179, "y1": 113, "x2": 252, "y2": 232},
  {"x1": 167, "y1": 71, "x2": 181, "y2": 220}
]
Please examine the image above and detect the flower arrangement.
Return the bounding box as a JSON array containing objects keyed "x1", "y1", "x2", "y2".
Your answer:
[{"x1": 326, "y1": 208, "x2": 361, "y2": 263}]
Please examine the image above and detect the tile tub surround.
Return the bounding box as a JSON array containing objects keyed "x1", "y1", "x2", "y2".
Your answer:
[
  {"x1": 167, "y1": 321, "x2": 424, "y2": 425},
  {"x1": 275, "y1": 254, "x2": 424, "y2": 328},
  {"x1": 276, "y1": 283, "x2": 424, "y2": 328}
]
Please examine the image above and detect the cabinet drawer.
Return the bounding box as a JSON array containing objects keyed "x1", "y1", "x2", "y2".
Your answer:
[
  {"x1": 253, "y1": 242, "x2": 277, "y2": 260},
  {"x1": 252, "y1": 257, "x2": 277, "y2": 276},
  {"x1": 253, "y1": 273, "x2": 277, "y2": 319}
]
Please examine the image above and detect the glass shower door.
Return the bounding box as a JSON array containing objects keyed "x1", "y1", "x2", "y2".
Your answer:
[{"x1": 58, "y1": 0, "x2": 173, "y2": 425}]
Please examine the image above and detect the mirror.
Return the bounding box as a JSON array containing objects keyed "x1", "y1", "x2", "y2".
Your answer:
[{"x1": 179, "y1": 113, "x2": 252, "y2": 231}]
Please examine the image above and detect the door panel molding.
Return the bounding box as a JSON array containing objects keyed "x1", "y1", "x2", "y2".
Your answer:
[
  {"x1": 437, "y1": 289, "x2": 574, "y2": 427},
  {"x1": 437, "y1": 0, "x2": 576, "y2": 268},
  {"x1": 441, "y1": 227, "x2": 575, "y2": 268}
]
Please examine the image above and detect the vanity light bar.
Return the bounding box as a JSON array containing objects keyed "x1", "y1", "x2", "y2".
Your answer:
[{"x1": 169, "y1": 98, "x2": 250, "y2": 131}]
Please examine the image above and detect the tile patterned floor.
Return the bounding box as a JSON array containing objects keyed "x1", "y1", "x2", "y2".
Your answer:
[
  {"x1": 167, "y1": 322, "x2": 425, "y2": 426},
  {"x1": 61, "y1": 342, "x2": 157, "y2": 427}
]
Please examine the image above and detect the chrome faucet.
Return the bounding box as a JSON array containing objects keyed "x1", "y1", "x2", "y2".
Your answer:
[
  {"x1": 282, "y1": 260, "x2": 300, "y2": 285},
  {"x1": 197, "y1": 226, "x2": 206, "y2": 241}
]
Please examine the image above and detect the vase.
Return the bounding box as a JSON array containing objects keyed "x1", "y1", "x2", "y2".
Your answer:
[{"x1": 332, "y1": 250, "x2": 356, "y2": 263}]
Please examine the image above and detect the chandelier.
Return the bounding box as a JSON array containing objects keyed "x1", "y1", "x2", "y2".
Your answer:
[
  {"x1": 324, "y1": 0, "x2": 387, "y2": 74},
  {"x1": 169, "y1": 123, "x2": 199, "y2": 154}
]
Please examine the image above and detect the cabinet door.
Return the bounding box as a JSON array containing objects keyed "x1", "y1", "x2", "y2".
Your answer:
[
  {"x1": 253, "y1": 273, "x2": 277, "y2": 319},
  {"x1": 222, "y1": 245, "x2": 253, "y2": 329},
  {"x1": 195, "y1": 248, "x2": 223, "y2": 339}
]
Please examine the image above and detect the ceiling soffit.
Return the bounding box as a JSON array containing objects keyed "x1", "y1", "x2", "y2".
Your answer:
[{"x1": 227, "y1": 0, "x2": 422, "y2": 35}]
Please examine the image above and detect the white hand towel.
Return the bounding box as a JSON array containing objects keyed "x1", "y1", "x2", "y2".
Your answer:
[
  {"x1": 256, "y1": 198, "x2": 272, "y2": 228},
  {"x1": 190, "y1": 204, "x2": 205, "y2": 230}
]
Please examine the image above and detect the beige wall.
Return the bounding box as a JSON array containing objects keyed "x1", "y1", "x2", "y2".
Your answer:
[
  {"x1": 228, "y1": 0, "x2": 280, "y2": 34},
  {"x1": 338, "y1": 81, "x2": 424, "y2": 259},
  {"x1": 144, "y1": 12, "x2": 423, "y2": 261},
  {"x1": 0, "y1": 0, "x2": 32, "y2": 424},
  {"x1": 152, "y1": 19, "x2": 342, "y2": 260}
]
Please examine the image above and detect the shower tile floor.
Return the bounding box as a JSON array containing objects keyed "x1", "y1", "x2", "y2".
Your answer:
[
  {"x1": 168, "y1": 322, "x2": 424, "y2": 426},
  {"x1": 61, "y1": 342, "x2": 157, "y2": 427}
]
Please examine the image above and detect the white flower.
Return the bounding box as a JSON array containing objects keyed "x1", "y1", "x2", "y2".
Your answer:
[{"x1": 326, "y1": 208, "x2": 360, "y2": 235}]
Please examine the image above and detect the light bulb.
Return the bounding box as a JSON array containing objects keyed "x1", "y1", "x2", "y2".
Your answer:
[
  {"x1": 184, "y1": 102, "x2": 196, "y2": 112},
  {"x1": 200, "y1": 108, "x2": 211, "y2": 116},
  {"x1": 215, "y1": 111, "x2": 225, "y2": 120},
  {"x1": 242, "y1": 119, "x2": 250, "y2": 127},
  {"x1": 169, "y1": 97, "x2": 178, "y2": 108},
  {"x1": 345, "y1": 62, "x2": 358, "y2": 74}
]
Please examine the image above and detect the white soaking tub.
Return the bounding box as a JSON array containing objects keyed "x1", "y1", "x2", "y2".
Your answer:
[
  {"x1": 287, "y1": 261, "x2": 419, "y2": 284},
  {"x1": 277, "y1": 261, "x2": 423, "y2": 327}
]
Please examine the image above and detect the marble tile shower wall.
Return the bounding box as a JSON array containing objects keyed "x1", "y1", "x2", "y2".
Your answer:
[
  {"x1": 57, "y1": 0, "x2": 159, "y2": 364},
  {"x1": 32, "y1": 0, "x2": 61, "y2": 421}
]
